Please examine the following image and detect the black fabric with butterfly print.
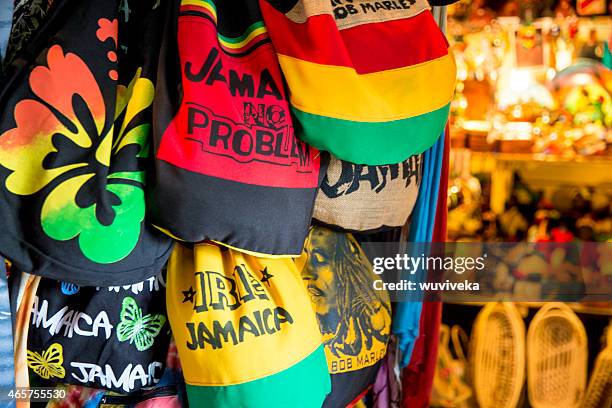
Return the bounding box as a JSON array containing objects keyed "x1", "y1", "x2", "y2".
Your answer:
[{"x1": 26, "y1": 271, "x2": 170, "y2": 394}]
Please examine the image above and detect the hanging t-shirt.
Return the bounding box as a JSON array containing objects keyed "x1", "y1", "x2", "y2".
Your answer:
[
  {"x1": 296, "y1": 226, "x2": 392, "y2": 408},
  {"x1": 0, "y1": 258, "x2": 14, "y2": 407},
  {"x1": 259, "y1": 0, "x2": 456, "y2": 165},
  {"x1": 402, "y1": 129, "x2": 449, "y2": 408},
  {"x1": 314, "y1": 154, "x2": 422, "y2": 232},
  {"x1": 166, "y1": 242, "x2": 330, "y2": 407},
  {"x1": 27, "y1": 271, "x2": 171, "y2": 394},
  {"x1": 150, "y1": 0, "x2": 323, "y2": 256},
  {"x1": 0, "y1": 0, "x2": 173, "y2": 285},
  {"x1": 393, "y1": 128, "x2": 446, "y2": 368}
]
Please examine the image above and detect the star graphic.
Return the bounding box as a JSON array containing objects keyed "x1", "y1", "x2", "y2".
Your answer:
[
  {"x1": 182, "y1": 286, "x2": 196, "y2": 303},
  {"x1": 260, "y1": 267, "x2": 274, "y2": 286}
]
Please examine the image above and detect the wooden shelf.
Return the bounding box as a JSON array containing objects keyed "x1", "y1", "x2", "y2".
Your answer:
[
  {"x1": 451, "y1": 147, "x2": 612, "y2": 213},
  {"x1": 469, "y1": 151, "x2": 612, "y2": 164}
]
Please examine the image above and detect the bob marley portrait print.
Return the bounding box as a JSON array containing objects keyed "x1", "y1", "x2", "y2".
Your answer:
[{"x1": 298, "y1": 226, "x2": 391, "y2": 375}]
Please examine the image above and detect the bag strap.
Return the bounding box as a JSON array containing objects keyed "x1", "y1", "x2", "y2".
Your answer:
[{"x1": 451, "y1": 325, "x2": 469, "y2": 362}]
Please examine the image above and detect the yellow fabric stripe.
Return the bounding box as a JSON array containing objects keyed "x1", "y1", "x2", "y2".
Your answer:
[
  {"x1": 153, "y1": 225, "x2": 187, "y2": 242},
  {"x1": 181, "y1": 0, "x2": 217, "y2": 20},
  {"x1": 278, "y1": 52, "x2": 457, "y2": 122}
]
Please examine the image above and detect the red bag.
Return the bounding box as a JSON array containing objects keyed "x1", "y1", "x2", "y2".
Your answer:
[{"x1": 150, "y1": 0, "x2": 323, "y2": 256}]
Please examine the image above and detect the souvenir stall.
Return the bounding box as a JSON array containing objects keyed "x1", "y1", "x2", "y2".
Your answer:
[
  {"x1": 447, "y1": 0, "x2": 612, "y2": 243},
  {"x1": 435, "y1": 1, "x2": 612, "y2": 407},
  {"x1": 0, "y1": 0, "x2": 455, "y2": 407}
]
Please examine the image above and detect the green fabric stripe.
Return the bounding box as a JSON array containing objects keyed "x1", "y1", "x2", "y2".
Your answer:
[
  {"x1": 200, "y1": 0, "x2": 216, "y2": 12},
  {"x1": 293, "y1": 103, "x2": 451, "y2": 165},
  {"x1": 218, "y1": 21, "x2": 265, "y2": 44},
  {"x1": 185, "y1": 345, "x2": 330, "y2": 408}
]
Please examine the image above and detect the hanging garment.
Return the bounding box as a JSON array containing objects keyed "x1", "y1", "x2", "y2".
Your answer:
[
  {"x1": 259, "y1": 0, "x2": 456, "y2": 165},
  {"x1": 0, "y1": 0, "x2": 173, "y2": 285},
  {"x1": 13, "y1": 272, "x2": 41, "y2": 408},
  {"x1": 0, "y1": 258, "x2": 15, "y2": 408},
  {"x1": 401, "y1": 302, "x2": 442, "y2": 408},
  {"x1": 27, "y1": 271, "x2": 171, "y2": 393},
  {"x1": 166, "y1": 242, "x2": 330, "y2": 408},
  {"x1": 372, "y1": 335, "x2": 402, "y2": 408},
  {"x1": 313, "y1": 154, "x2": 422, "y2": 232},
  {"x1": 393, "y1": 129, "x2": 446, "y2": 368},
  {"x1": 296, "y1": 226, "x2": 392, "y2": 408},
  {"x1": 401, "y1": 129, "x2": 449, "y2": 408},
  {"x1": 150, "y1": 0, "x2": 323, "y2": 257}
]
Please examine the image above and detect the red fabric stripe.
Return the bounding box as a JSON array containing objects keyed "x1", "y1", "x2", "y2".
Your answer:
[
  {"x1": 401, "y1": 302, "x2": 442, "y2": 408},
  {"x1": 339, "y1": 13, "x2": 449, "y2": 74},
  {"x1": 260, "y1": 0, "x2": 350, "y2": 66},
  {"x1": 260, "y1": 1, "x2": 448, "y2": 74}
]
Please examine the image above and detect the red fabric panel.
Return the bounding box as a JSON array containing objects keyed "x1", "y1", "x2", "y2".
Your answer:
[
  {"x1": 260, "y1": 1, "x2": 448, "y2": 74},
  {"x1": 339, "y1": 14, "x2": 449, "y2": 74}
]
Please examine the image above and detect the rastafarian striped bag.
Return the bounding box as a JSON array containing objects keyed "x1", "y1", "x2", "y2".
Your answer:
[{"x1": 259, "y1": 0, "x2": 456, "y2": 165}]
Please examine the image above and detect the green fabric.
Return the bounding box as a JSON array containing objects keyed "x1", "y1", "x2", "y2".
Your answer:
[
  {"x1": 603, "y1": 42, "x2": 612, "y2": 70},
  {"x1": 293, "y1": 103, "x2": 451, "y2": 165},
  {"x1": 185, "y1": 345, "x2": 330, "y2": 408}
]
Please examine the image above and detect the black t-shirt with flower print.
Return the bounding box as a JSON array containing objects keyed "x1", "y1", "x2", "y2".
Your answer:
[{"x1": 0, "y1": 0, "x2": 173, "y2": 285}]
